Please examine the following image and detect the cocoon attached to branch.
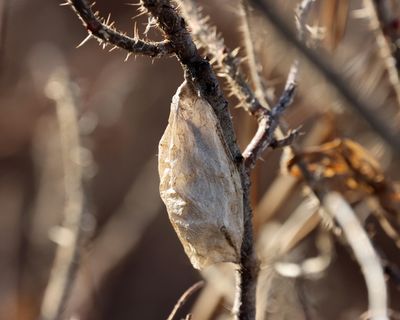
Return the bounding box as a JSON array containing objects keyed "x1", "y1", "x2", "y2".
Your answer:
[{"x1": 158, "y1": 81, "x2": 244, "y2": 270}]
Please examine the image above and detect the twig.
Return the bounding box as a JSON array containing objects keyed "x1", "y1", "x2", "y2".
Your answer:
[
  {"x1": 363, "y1": 0, "x2": 400, "y2": 112},
  {"x1": 239, "y1": 0, "x2": 271, "y2": 107},
  {"x1": 323, "y1": 193, "x2": 389, "y2": 320},
  {"x1": 243, "y1": 0, "x2": 314, "y2": 169},
  {"x1": 67, "y1": 157, "x2": 162, "y2": 316},
  {"x1": 39, "y1": 69, "x2": 89, "y2": 320},
  {"x1": 372, "y1": 0, "x2": 400, "y2": 69},
  {"x1": 249, "y1": 0, "x2": 400, "y2": 155},
  {"x1": 234, "y1": 2, "x2": 314, "y2": 318},
  {"x1": 67, "y1": 0, "x2": 174, "y2": 57},
  {"x1": 167, "y1": 281, "x2": 204, "y2": 320},
  {"x1": 177, "y1": 0, "x2": 268, "y2": 114},
  {"x1": 69, "y1": 1, "x2": 254, "y2": 319}
]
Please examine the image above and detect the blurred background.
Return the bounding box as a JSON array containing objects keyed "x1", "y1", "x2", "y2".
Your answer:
[{"x1": 0, "y1": 0, "x2": 400, "y2": 319}]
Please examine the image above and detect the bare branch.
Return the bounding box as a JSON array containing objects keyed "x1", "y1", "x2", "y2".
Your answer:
[
  {"x1": 323, "y1": 193, "x2": 389, "y2": 320},
  {"x1": 177, "y1": 0, "x2": 268, "y2": 115},
  {"x1": 239, "y1": 0, "x2": 271, "y2": 107},
  {"x1": 167, "y1": 281, "x2": 204, "y2": 320},
  {"x1": 40, "y1": 69, "x2": 90, "y2": 320},
  {"x1": 243, "y1": 0, "x2": 314, "y2": 169},
  {"x1": 249, "y1": 0, "x2": 400, "y2": 155},
  {"x1": 68, "y1": 0, "x2": 174, "y2": 57},
  {"x1": 363, "y1": 0, "x2": 400, "y2": 112}
]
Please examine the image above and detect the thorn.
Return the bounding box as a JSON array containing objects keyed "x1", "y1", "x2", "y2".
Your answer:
[
  {"x1": 133, "y1": 22, "x2": 139, "y2": 40},
  {"x1": 231, "y1": 47, "x2": 240, "y2": 57},
  {"x1": 59, "y1": 1, "x2": 71, "y2": 6},
  {"x1": 105, "y1": 13, "x2": 111, "y2": 26},
  {"x1": 125, "y1": 1, "x2": 141, "y2": 6},
  {"x1": 76, "y1": 34, "x2": 93, "y2": 48},
  {"x1": 125, "y1": 52, "x2": 132, "y2": 62},
  {"x1": 109, "y1": 45, "x2": 118, "y2": 52},
  {"x1": 132, "y1": 10, "x2": 147, "y2": 20}
]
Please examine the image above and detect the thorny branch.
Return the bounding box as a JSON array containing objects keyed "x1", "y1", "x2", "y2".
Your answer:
[
  {"x1": 67, "y1": 0, "x2": 392, "y2": 319},
  {"x1": 68, "y1": 1, "x2": 256, "y2": 319},
  {"x1": 68, "y1": 0, "x2": 174, "y2": 57},
  {"x1": 177, "y1": 0, "x2": 268, "y2": 114},
  {"x1": 240, "y1": 2, "x2": 388, "y2": 318},
  {"x1": 243, "y1": 0, "x2": 313, "y2": 169}
]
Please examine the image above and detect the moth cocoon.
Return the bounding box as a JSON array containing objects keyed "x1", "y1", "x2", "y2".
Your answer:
[{"x1": 158, "y1": 81, "x2": 244, "y2": 270}]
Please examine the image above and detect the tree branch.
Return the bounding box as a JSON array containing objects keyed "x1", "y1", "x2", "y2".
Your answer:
[
  {"x1": 167, "y1": 281, "x2": 204, "y2": 320},
  {"x1": 40, "y1": 68, "x2": 90, "y2": 320},
  {"x1": 177, "y1": 0, "x2": 269, "y2": 115},
  {"x1": 243, "y1": 0, "x2": 314, "y2": 169},
  {"x1": 249, "y1": 0, "x2": 400, "y2": 155},
  {"x1": 68, "y1": 0, "x2": 174, "y2": 57}
]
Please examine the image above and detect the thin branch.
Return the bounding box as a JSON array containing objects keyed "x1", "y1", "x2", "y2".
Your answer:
[
  {"x1": 233, "y1": 2, "x2": 314, "y2": 318},
  {"x1": 363, "y1": 0, "x2": 400, "y2": 112},
  {"x1": 134, "y1": 0, "x2": 242, "y2": 163},
  {"x1": 323, "y1": 193, "x2": 389, "y2": 320},
  {"x1": 239, "y1": 0, "x2": 271, "y2": 107},
  {"x1": 40, "y1": 69, "x2": 89, "y2": 320},
  {"x1": 67, "y1": 0, "x2": 174, "y2": 57},
  {"x1": 177, "y1": 0, "x2": 268, "y2": 115},
  {"x1": 243, "y1": 0, "x2": 314, "y2": 169},
  {"x1": 249, "y1": 0, "x2": 400, "y2": 155},
  {"x1": 167, "y1": 281, "x2": 204, "y2": 320}
]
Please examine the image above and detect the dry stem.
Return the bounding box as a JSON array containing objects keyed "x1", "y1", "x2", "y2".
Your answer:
[
  {"x1": 40, "y1": 69, "x2": 88, "y2": 320},
  {"x1": 249, "y1": 0, "x2": 400, "y2": 154},
  {"x1": 167, "y1": 281, "x2": 204, "y2": 320},
  {"x1": 68, "y1": 0, "x2": 174, "y2": 57}
]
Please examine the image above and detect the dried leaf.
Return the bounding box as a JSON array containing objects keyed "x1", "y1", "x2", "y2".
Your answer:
[
  {"x1": 286, "y1": 138, "x2": 400, "y2": 219},
  {"x1": 158, "y1": 81, "x2": 243, "y2": 270}
]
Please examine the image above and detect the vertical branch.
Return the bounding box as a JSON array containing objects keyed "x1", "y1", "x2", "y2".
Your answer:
[
  {"x1": 323, "y1": 193, "x2": 389, "y2": 320},
  {"x1": 167, "y1": 281, "x2": 204, "y2": 320},
  {"x1": 363, "y1": 0, "x2": 400, "y2": 112},
  {"x1": 239, "y1": 1, "x2": 271, "y2": 108},
  {"x1": 40, "y1": 69, "x2": 89, "y2": 320}
]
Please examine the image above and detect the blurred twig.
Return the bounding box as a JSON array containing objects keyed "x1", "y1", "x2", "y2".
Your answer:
[
  {"x1": 39, "y1": 69, "x2": 89, "y2": 320},
  {"x1": 323, "y1": 192, "x2": 388, "y2": 320},
  {"x1": 68, "y1": 157, "x2": 162, "y2": 316},
  {"x1": 239, "y1": 1, "x2": 271, "y2": 107},
  {"x1": 363, "y1": 0, "x2": 400, "y2": 112},
  {"x1": 167, "y1": 281, "x2": 204, "y2": 320},
  {"x1": 249, "y1": 0, "x2": 400, "y2": 155}
]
